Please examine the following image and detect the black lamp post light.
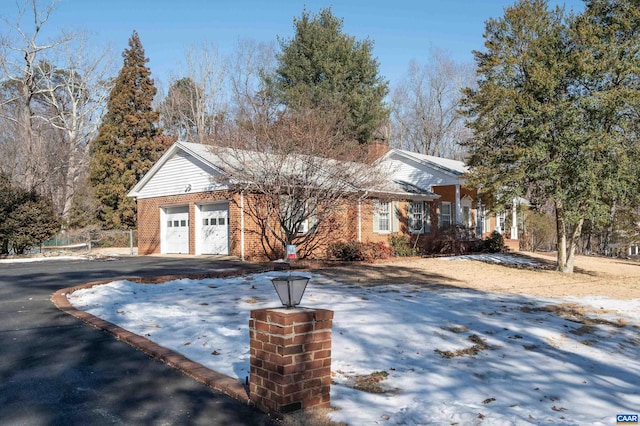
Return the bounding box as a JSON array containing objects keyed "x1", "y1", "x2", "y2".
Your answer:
[{"x1": 270, "y1": 274, "x2": 310, "y2": 308}]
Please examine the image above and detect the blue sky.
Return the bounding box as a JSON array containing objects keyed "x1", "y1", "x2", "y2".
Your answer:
[{"x1": 1, "y1": 0, "x2": 585, "y2": 89}]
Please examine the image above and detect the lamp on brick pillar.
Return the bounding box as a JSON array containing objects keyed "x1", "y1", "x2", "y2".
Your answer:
[
  {"x1": 270, "y1": 275, "x2": 309, "y2": 308},
  {"x1": 249, "y1": 275, "x2": 333, "y2": 415}
]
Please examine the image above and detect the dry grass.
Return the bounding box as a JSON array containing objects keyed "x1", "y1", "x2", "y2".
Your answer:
[
  {"x1": 281, "y1": 407, "x2": 346, "y2": 426},
  {"x1": 435, "y1": 334, "x2": 491, "y2": 358},
  {"x1": 522, "y1": 303, "x2": 627, "y2": 328},
  {"x1": 307, "y1": 252, "x2": 640, "y2": 300}
]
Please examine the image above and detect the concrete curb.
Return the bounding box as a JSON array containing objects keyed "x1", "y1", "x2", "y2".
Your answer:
[{"x1": 51, "y1": 268, "x2": 269, "y2": 406}]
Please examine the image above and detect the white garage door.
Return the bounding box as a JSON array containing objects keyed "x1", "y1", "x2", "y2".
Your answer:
[
  {"x1": 200, "y1": 204, "x2": 229, "y2": 255},
  {"x1": 165, "y1": 206, "x2": 189, "y2": 254}
]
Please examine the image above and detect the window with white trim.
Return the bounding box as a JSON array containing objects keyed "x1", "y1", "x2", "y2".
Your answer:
[
  {"x1": 373, "y1": 200, "x2": 391, "y2": 233},
  {"x1": 409, "y1": 201, "x2": 431, "y2": 233},
  {"x1": 281, "y1": 196, "x2": 313, "y2": 235},
  {"x1": 439, "y1": 202, "x2": 452, "y2": 229}
]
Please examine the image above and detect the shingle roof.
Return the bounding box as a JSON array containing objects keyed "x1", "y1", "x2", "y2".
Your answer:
[
  {"x1": 391, "y1": 149, "x2": 469, "y2": 176},
  {"x1": 129, "y1": 141, "x2": 439, "y2": 200}
]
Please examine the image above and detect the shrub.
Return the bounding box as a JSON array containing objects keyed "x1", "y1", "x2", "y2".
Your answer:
[
  {"x1": 362, "y1": 241, "x2": 393, "y2": 261},
  {"x1": 328, "y1": 241, "x2": 393, "y2": 262},
  {"x1": 389, "y1": 235, "x2": 419, "y2": 257},
  {"x1": 483, "y1": 231, "x2": 505, "y2": 253},
  {"x1": 328, "y1": 241, "x2": 364, "y2": 261}
]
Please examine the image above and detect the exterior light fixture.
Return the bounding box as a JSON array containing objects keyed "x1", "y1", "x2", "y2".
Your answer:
[{"x1": 270, "y1": 275, "x2": 310, "y2": 308}]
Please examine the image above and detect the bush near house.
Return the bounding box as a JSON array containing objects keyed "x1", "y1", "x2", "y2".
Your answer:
[
  {"x1": 328, "y1": 241, "x2": 393, "y2": 262},
  {"x1": 389, "y1": 235, "x2": 420, "y2": 257},
  {"x1": 483, "y1": 231, "x2": 505, "y2": 253}
]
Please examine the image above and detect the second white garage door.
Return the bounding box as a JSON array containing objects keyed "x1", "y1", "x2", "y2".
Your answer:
[{"x1": 199, "y1": 203, "x2": 229, "y2": 255}]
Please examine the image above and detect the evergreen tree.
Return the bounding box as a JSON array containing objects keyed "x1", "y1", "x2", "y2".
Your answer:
[
  {"x1": 89, "y1": 31, "x2": 170, "y2": 229},
  {"x1": 0, "y1": 172, "x2": 59, "y2": 255},
  {"x1": 272, "y1": 8, "x2": 389, "y2": 144},
  {"x1": 461, "y1": 0, "x2": 640, "y2": 273}
]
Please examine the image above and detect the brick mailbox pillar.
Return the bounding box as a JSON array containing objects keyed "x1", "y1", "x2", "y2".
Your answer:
[{"x1": 249, "y1": 307, "x2": 333, "y2": 414}]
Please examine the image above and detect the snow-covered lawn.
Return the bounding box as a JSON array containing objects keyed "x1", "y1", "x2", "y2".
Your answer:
[
  {"x1": 0, "y1": 255, "x2": 87, "y2": 263},
  {"x1": 69, "y1": 271, "x2": 640, "y2": 425},
  {"x1": 440, "y1": 253, "x2": 546, "y2": 268}
]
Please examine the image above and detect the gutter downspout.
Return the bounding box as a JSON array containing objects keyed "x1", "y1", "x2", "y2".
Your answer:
[
  {"x1": 357, "y1": 191, "x2": 369, "y2": 243},
  {"x1": 240, "y1": 191, "x2": 245, "y2": 262}
]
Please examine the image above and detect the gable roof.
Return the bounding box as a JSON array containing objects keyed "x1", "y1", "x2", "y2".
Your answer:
[
  {"x1": 129, "y1": 141, "x2": 439, "y2": 200},
  {"x1": 382, "y1": 149, "x2": 468, "y2": 177},
  {"x1": 128, "y1": 141, "x2": 225, "y2": 198}
]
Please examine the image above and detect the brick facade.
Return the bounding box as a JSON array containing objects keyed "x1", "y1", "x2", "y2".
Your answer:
[
  {"x1": 137, "y1": 191, "x2": 237, "y2": 256},
  {"x1": 249, "y1": 308, "x2": 333, "y2": 414},
  {"x1": 136, "y1": 184, "x2": 507, "y2": 260}
]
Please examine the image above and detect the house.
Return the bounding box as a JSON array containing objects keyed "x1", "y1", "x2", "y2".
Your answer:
[
  {"x1": 128, "y1": 141, "x2": 518, "y2": 260},
  {"x1": 376, "y1": 146, "x2": 521, "y2": 251}
]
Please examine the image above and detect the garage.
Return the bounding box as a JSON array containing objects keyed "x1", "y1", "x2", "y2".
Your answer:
[
  {"x1": 164, "y1": 206, "x2": 189, "y2": 254},
  {"x1": 197, "y1": 203, "x2": 229, "y2": 255}
]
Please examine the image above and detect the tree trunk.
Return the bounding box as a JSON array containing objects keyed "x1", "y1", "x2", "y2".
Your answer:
[
  {"x1": 603, "y1": 202, "x2": 616, "y2": 256},
  {"x1": 555, "y1": 200, "x2": 567, "y2": 272},
  {"x1": 564, "y1": 218, "x2": 584, "y2": 274}
]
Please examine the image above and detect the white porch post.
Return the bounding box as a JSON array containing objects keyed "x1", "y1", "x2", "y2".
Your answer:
[
  {"x1": 477, "y1": 198, "x2": 483, "y2": 235},
  {"x1": 510, "y1": 198, "x2": 518, "y2": 240},
  {"x1": 455, "y1": 184, "x2": 462, "y2": 225}
]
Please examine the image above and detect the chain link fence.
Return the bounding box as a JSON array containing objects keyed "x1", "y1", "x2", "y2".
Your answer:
[{"x1": 38, "y1": 228, "x2": 138, "y2": 254}]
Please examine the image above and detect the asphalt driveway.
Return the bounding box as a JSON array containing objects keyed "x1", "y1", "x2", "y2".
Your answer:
[{"x1": 0, "y1": 256, "x2": 274, "y2": 425}]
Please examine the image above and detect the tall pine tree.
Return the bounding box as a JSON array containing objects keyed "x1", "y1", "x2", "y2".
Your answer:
[
  {"x1": 89, "y1": 31, "x2": 170, "y2": 229},
  {"x1": 272, "y1": 8, "x2": 389, "y2": 144}
]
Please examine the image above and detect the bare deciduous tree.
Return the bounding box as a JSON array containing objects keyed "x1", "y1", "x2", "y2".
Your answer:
[
  {"x1": 159, "y1": 43, "x2": 227, "y2": 144},
  {"x1": 35, "y1": 37, "x2": 112, "y2": 221},
  {"x1": 0, "y1": 0, "x2": 72, "y2": 189},
  {"x1": 0, "y1": 0, "x2": 112, "y2": 224},
  {"x1": 391, "y1": 47, "x2": 475, "y2": 159},
  {"x1": 210, "y1": 41, "x2": 386, "y2": 259}
]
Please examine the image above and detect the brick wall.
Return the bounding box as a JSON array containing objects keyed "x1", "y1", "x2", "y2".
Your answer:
[
  {"x1": 138, "y1": 190, "x2": 367, "y2": 260},
  {"x1": 137, "y1": 191, "x2": 235, "y2": 255},
  {"x1": 249, "y1": 308, "x2": 333, "y2": 414},
  {"x1": 136, "y1": 185, "x2": 504, "y2": 260}
]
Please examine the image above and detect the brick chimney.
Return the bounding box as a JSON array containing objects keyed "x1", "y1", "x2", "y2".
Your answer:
[{"x1": 367, "y1": 139, "x2": 389, "y2": 163}]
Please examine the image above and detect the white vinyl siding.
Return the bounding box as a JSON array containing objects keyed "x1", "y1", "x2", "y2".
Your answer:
[
  {"x1": 135, "y1": 151, "x2": 227, "y2": 199},
  {"x1": 384, "y1": 154, "x2": 455, "y2": 188},
  {"x1": 409, "y1": 201, "x2": 431, "y2": 234}
]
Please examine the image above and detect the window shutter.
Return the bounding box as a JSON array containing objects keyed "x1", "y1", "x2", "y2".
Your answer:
[
  {"x1": 424, "y1": 201, "x2": 431, "y2": 233},
  {"x1": 392, "y1": 201, "x2": 399, "y2": 233},
  {"x1": 373, "y1": 201, "x2": 380, "y2": 233},
  {"x1": 408, "y1": 201, "x2": 415, "y2": 232}
]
